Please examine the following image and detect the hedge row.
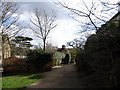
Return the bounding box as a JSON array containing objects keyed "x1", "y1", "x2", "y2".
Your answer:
[{"x1": 3, "y1": 50, "x2": 53, "y2": 75}]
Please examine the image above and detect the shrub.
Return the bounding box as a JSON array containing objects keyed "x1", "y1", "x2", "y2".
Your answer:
[{"x1": 3, "y1": 56, "x2": 26, "y2": 74}]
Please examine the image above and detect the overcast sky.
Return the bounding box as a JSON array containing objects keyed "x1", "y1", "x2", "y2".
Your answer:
[{"x1": 12, "y1": 0, "x2": 119, "y2": 48}]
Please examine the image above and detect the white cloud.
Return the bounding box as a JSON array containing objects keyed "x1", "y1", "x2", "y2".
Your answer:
[
  {"x1": 49, "y1": 18, "x2": 79, "y2": 47},
  {"x1": 16, "y1": 0, "x2": 117, "y2": 48}
]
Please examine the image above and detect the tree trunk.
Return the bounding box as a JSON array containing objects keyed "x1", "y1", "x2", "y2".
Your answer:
[{"x1": 43, "y1": 38, "x2": 46, "y2": 51}]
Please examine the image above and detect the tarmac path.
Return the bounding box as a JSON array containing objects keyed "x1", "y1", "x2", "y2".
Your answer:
[{"x1": 27, "y1": 64, "x2": 84, "y2": 88}]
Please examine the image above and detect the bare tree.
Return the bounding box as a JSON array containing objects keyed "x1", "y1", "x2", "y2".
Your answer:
[
  {"x1": 0, "y1": 2, "x2": 25, "y2": 37},
  {"x1": 0, "y1": 2, "x2": 24, "y2": 60},
  {"x1": 45, "y1": 41, "x2": 58, "y2": 53},
  {"x1": 57, "y1": 0, "x2": 118, "y2": 31},
  {"x1": 30, "y1": 8, "x2": 57, "y2": 51},
  {"x1": 67, "y1": 38, "x2": 86, "y2": 49}
]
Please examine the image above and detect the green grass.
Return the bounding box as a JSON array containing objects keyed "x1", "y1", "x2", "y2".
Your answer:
[{"x1": 2, "y1": 73, "x2": 43, "y2": 89}]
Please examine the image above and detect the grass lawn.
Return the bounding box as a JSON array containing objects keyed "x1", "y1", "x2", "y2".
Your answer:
[{"x1": 2, "y1": 73, "x2": 43, "y2": 89}]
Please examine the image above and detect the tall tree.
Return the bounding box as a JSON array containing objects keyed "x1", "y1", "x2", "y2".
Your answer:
[
  {"x1": 30, "y1": 8, "x2": 57, "y2": 51},
  {"x1": 0, "y1": 2, "x2": 25, "y2": 60}
]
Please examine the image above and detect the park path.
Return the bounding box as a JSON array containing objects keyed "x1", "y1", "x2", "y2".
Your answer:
[{"x1": 27, "y1": 64, "x2": 84, "y2": 88}]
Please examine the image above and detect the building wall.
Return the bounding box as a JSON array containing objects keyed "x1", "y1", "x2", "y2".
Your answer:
[{"x1": 2, "y1": 34, "x2": 11, "y2": 59}]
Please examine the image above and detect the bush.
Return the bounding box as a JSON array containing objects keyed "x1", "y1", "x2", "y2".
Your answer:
[{"x1": 26, "y1": 49, "x2": 53, "y2": 72}]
